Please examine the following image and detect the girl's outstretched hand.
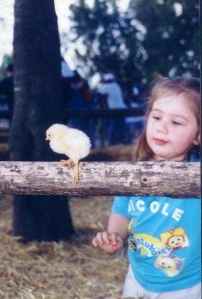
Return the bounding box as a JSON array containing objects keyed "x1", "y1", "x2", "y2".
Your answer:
[{"x1": 92, "y1": 231, "x2": 124, "y2": 254}]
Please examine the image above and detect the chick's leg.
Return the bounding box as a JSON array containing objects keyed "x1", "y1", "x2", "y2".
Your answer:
[
  {"x1": 74, "y1": 160, "x2": 80, "y2": 184},
  {"x1": 60, "y1": 159, "x2": 80, "y2": 184}
]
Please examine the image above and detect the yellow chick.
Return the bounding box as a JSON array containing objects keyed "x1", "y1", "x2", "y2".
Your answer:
[{"x1": 46, "y1": 124, "x2": 91, "y2": 183}]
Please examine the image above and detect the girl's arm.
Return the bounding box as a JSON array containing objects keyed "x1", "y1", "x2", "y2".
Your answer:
[{"x1": 92, "y1": 213, "x2": 129, "y2": 254}]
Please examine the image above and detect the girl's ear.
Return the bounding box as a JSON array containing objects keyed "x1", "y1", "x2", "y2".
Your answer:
[{"x1": 193, "y1": 133, "x2": 200, "y2": 145}]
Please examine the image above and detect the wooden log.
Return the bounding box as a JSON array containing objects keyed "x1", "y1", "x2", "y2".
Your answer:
[{"x1": 0, "y1": 161, "x2": 200, "y2": 198}]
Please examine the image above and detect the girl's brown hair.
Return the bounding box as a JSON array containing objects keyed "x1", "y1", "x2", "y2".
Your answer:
[{"x1": 132, "y1": 76, "x2": 200, "y2": 161}]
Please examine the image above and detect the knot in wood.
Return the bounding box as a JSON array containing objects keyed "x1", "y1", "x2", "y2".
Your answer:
[{"x1": 141, "y1": 175, "x2": 148, "y2": 185}]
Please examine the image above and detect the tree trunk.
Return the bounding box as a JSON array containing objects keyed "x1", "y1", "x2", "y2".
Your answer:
[{"x1": 10, "y1": 0, "x2": 74, "y2": 242}]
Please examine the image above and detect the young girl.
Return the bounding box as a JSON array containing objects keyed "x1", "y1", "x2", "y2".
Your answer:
[{"x1": 92, "y1": 77, "x2": 201, "y2": 299}]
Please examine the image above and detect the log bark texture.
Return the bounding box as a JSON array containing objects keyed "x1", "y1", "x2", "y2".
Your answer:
[{"x1": 0, "y1": 161, "x2": 200, "y2": 198}]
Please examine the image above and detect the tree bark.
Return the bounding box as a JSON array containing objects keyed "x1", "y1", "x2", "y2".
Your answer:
[
  {"x1": 0, "y1": 161, "x2": 200, "y2": 198},
  {"x1": 9, "y1": 0, "x2": 74, "y2": 242}
]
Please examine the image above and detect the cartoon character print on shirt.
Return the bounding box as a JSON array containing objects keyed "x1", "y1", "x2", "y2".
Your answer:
[
  {"x1": 129, "y1": 232, "x2": 169, "y2": 256},
  {"x1": 160, "y1": 228, "x2": 189, "y2": 252},
  {"x1": 128, "y1": 220, "x2": 189, "y2": 277},
  {"x1": 154, "y1": 255, "x2": 184, "y2": 277}
]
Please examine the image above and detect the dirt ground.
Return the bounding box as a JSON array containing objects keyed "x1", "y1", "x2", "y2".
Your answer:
[{"x1": 0, "y1": 195, "x2": 130, "y2": 299}]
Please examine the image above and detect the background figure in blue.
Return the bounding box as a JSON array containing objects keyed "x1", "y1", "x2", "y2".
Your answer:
[
  {"x1": 97, "y1": 73, "x2": 127, "y2": 146},
  {"x1": 60, "y1": 56, "x2": 74, "y2": 113},
  {"x1": 67, "y1": 71, "x2": 97, "y2": 147},
  {"x1": 0, "y1": 64, "x2": 14, "y2": 124},
  {"x1": 125, "y1": 84, "x2": 146, "y2": 143}
]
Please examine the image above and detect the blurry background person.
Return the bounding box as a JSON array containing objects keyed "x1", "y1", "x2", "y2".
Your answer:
[
  {"x1": 125, "y1": 85, "x2": 146, "y2": 142},
  {"x1": 67, "y1": 71, "x2": 96, "y2": 147},
  {"x1": 60, "y1": 56, "x2": 74, "y2": 108},
  {"x1": 97, "y1": 73, "x2": 127, "y2": 145}
]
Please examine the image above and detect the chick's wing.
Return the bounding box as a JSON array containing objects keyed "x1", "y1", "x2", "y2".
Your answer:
[{"x1": 63, "y1": 129, "x2": 91, "y2": 160}]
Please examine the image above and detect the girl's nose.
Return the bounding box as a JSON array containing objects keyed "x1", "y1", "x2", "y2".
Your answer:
[{"x1": 157, "y1": 121, "x2": 169, "y2": 134}]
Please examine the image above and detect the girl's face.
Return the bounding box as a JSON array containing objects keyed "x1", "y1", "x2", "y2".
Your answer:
[{"x1": 146, "y1": 94, "x2": 199, "y2": 161}]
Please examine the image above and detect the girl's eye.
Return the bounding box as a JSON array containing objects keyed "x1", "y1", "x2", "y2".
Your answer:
[
  {"x1": 172, "y1": 121, "x2": 183, "y2": 126},
  {"x1": 152, "y1": 116, "x2": 161, "y2": 120}
]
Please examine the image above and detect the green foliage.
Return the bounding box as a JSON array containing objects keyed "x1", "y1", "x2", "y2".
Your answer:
[
  {"x1": 0, "y1": 54, "x2": 13, "y2": 79},
  {"x1": 69, "y1": 0, "x2": 199, "y2": 87},
  {"x1": 1, "y1": 54, "x2": 13, "y2": 68},
  {"x1": 130, "y1": 0, "x2": 200, "y2": 80}
]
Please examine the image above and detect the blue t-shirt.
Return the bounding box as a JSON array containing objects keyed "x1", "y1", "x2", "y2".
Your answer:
[{"x1": 112, "y1": 194, "x2": 201, "y2": 292}]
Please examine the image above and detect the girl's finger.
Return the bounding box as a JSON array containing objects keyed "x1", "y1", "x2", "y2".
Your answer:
[
  {"x1": 102, "y1": 231, "x2": 111, "y2": 244},
  {"x1": 92, "y1": 237, "x2": 99, "y2": 247},
  {"x1": 93, "y1": 233, "x2": 102, "y2": 246},
  {"x1": 110, "y1": 232, "x2": 121, "y2": 244}
]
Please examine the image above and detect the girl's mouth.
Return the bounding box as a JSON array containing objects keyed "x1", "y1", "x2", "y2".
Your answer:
[{"x1": 153, "y1": 138, "x2": 168, "y2": 145}]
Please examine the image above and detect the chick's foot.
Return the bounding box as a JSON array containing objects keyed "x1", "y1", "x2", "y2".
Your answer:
[
  {"x1": 60, "y1": 159, "x2": 80, "y2": 184},
  {"x1": 60, "y1": 159, "x2": 75, "y2": 169}
]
